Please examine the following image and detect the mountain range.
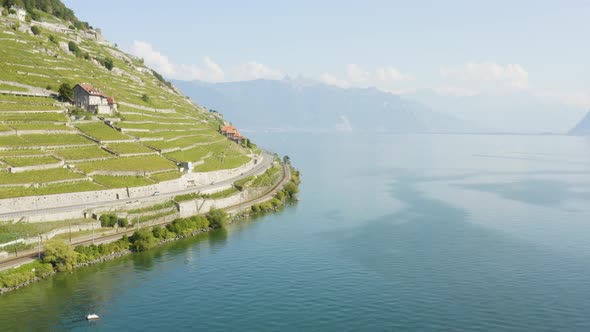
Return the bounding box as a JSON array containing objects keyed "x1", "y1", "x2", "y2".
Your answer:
[
  {"x1": 173, "y1": 78, "x2": 467, "y2": 133},
  {"x1": 569, "y1": 112, "x2": 590, "y2": 135}
]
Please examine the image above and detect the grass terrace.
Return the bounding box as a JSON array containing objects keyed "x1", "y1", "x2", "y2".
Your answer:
[
  {"x1": 0, "y1": 181, "x2": 104, "y2": 199},
  {"x1": 8, "y1": 123, "x2": 76, "y2": 131},
  {"x1": 0, "y1": 103, "x2": 61, "y2": 112},
  {"x1": 0, "y1": 83, "x2": 28, "y2": 92},
  {"x1": 0, "y1": 149, "x2": 45, "y2": 157},
  {"x1": 22, "y1": 134, "x2": 92, "y2": 146},
  {"x1": 105, "y1": 142, "x2": 154, "y2": 155},
  {"x1": 0, "y1": 112, "x2": 67, "y2": 122},
  {"x1": 75, "y1": 122, "x2": 131, "y2": 141},
  {"x1": 92, "y1": 175, "x2": 155, "y2": 188},
  {"x1": 2, "y1": 156, "x2": 60, "y2": 167},
  {"x1": 146, "y1": 135, "x2": 219, "y2": 151},
  {"x1": 165, "y1": 146, "x2": 211, "y2": 162},
  {"x1": 75, "y1": 155, "x2": 177, "y2": 173},
  {"x1": 0, "y1": 218, "x2": 96, "y2": 243},
  {"x1": 52, "y1": 146, "x2": 113, "y2": 161},
  {"x1": 149, "y1": 170, "x2": 182, "y2": 182},
  {"x1": 0, "y1": 168, "x2": 85, "y2": 185},
  {"x1": 116, "y1": 122, "x2": 204, "y2": 132},
  {"x1": 0, "y1": 124, "x2": 13, "y2": 132},
  {"x1": 192, "y1": 155, "x2": 251, "y2": 172},
  {"x1": 0, "y1": 95, "x2": 56, "y2": 104}
]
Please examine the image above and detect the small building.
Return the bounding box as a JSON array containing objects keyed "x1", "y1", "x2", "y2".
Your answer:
[
  {"x1": 220, "y1": 125, "x2": 247, "y2": 144},
  {"x1": 73, "y1": 83, "x2": 117, "y2": 115}
]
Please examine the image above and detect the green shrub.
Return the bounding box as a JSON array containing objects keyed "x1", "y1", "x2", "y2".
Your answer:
[
  {"x1": 141, "y1": 94, "x2": 150, "y2": 103},
  {"x1": 58, "y1": 82, "x2": 73, "y2": 100},
  {"x1": 284, "y1": 182, "x2": 299, "y2": 197},
  {"x1": 206, "y1": 208, "x2": 228, "y2": 228},
  {"x1": 30, "y1": 25, "x2": 41, "y2": 35},
  {"x1": 129, "y1": 228, "x2": 156, "y2": 252},
  {"x1": 48, "y1": 34, "x2": 57, "y2": 44},
  {"x1": 42, "y1": 240, "x2": 78, "y2": 272},
  {"x1": 68, "y1": 41, "x2": 81, "y2": 57}
]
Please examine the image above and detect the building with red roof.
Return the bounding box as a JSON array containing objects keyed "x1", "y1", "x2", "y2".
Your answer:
[{"x1": 73, "y1": 83, "x2": 118, "y2": 115}]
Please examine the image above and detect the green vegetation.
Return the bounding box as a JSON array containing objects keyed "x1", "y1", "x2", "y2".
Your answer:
[
  {"x1": 42, "y1": 239, "x2": 78, "y2": 271},
  {"x1": 75, "y1": 122, "x2": 130, "y2": 141},
  {"x1": 2, "y1": 0, "x2": 90, "y2": 29},
  {"x1": 0, "y1": 218, "x2": 95, "y2": 244},
  {"x1": 30, "y1": 25, "x2": 40, "y2": 35},
  {"x1": 126, "y1": 201, "x2": 175, "y2": 214},
  {"x1": 2, "y1": 155, "x2": 59, "y2": 167},
  {"x1": 92, "y1": 175, "x2": 154, "y2": 188},
  {"x1": 166, "y1": 215, "x2": 209, "y2": 236},
  {"x1": 149, "y1": 170, "x2": 181, "y2": 182},
  {"x1": 0, "y1": 181, "x2": 103, "y2": 198},
  {"x1": 9, "y1": 123, "x2": 75, "y2": 131},
  {"x1": 208, "y1": 187, "x2": 239, "y2": 199},
  {"x1": 105, "y1": 142, "x2": 154, "y2": 155},
  {"x1": 192, "y1": 155, "x2": 251, "y2": 172},
  {"x1": 75, "y1": 155, "x2": 176, "y2": 173},
  {"x1": 51, "y1": 146, "x2": 112, "y2": 160},
  {"x1": 234, "y1": 175, "x2": 255, "y2": 190},
  {"x1": 58, "y1": 82, "x2": 72, "y2": 100},
  {"x1": 206, "y1": 208, "x2": 229, "y2": 228},
  {"x1": 0, "y1": 261, "x2": 53, "y2": 289},
  {"x1": 68, "y1": 41, "x2": 81, "y2": 57},
  {"x1": 99, "y1": 214, "x2": 128, "y2": 228},
  {"x1": 0, "y1": 83, "x2": 27, "y2": 92},
  {"x1": 0, "y1": 167, "x2": 84, "y2": 185},
  {"x1": 174, "y1": 192, "x2": 202, "y2": 202},
  {"x1": 22, "y1": 134, "x2": 91, "y2": 146}
]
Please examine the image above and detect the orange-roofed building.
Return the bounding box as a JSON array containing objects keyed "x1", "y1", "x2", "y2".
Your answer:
[{"x1": 73, "y1": 83, "x2": 117, "y2": 115}]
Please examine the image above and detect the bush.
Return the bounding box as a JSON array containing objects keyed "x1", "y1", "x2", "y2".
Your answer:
[
  {"x1": 118, "y1": 218, "x2": 129, "y2": 228},
  {"x1": 48, "y1": 34, "x2": 57, "y2": 44},
  {"x1": 129, "y1": 228, "x2": 156, "y2": 252},
  {"x1": 103, "y1": 57, "x2": 114, "y2": 70},
  {"x1": 206, "y1": 208, "x2": 228, "y2": 229},
  {"x1": 141, "y1": 94, "x2": 150, "y2": 103},
  {"x1": 68, "y1": 41, "x2": 81, "y2": 57},
  {"x1": 25, "y1": 14, "x2": 31, "y2": 23},
  {"x1": 284, "y1": 182, "x2": 299, "y2": 197},
  {"x1": 43, "y1": 240, "x2": 78, "y2": 271},
  {"x1": 152, "y1": 225, "x2": 174, "y2": 240}
]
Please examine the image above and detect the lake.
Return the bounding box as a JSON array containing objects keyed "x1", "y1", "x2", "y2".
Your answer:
[{"x1": 1, "y1": 133, "x2": 589, "y2": 331}]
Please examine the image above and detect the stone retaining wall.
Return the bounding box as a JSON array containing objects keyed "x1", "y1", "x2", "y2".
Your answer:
[{"x1": 9, "y1": 160, "x2": 65, "y2": 173}]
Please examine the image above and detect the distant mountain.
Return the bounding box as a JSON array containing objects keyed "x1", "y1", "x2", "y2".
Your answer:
[
  {"x1": 173, "y1": 78, "x2": 466, "y2": 133},
  {"x1": 569, "y1": 112, "x2": 590, "y2": 135}
]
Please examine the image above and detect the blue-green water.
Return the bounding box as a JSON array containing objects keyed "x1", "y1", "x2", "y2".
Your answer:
[{"x1": 1, "y1": 133, "x2": 590, "y2": 331}]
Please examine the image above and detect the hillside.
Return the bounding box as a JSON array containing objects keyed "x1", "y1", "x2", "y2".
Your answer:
[
  {"x1": 0, "y1": 5, "x2": 255, "y2": 199},
  {"x1": 173, "y1": 78, "x2": 466, "y2": 133},
  {"x1": 569, "y1": 112, "x2": 590, "y2": 135}
]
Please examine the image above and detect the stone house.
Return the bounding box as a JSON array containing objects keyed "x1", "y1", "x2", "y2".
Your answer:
[{"x1": 73, "y1": 83, "x2": 117, "y2": 115}]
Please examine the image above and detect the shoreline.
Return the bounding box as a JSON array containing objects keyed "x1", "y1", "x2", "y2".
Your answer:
[{"x1": 0, "y1": 166, "x2": 300, "y2": 295}]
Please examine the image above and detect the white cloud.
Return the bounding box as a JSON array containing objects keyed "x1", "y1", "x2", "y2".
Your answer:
[
  {"x1": 438, "y1": 61, "x2": 530, "y2": 93},
  {"x1": 129, "y1": 40, "x2": 282, "y2": 82},
  {"x1": 434, "y1": 85, "x2": 478, "y2": 97},
  {"x1": 131, "y1": 41, "x2": 176, "y2": 77},
  {"x1": 320, "y1": 73, "x2": 349, "y2": 88},
  {"x1": 231, "y1": 61, "x2": 284, "y2": 81}
]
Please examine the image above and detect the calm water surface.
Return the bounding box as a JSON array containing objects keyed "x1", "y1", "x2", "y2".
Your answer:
[{"x1": 1, "y1": 133, "x2": 590, "y2": 331}]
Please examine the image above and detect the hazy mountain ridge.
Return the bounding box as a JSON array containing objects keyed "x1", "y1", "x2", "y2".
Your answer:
[
  {"x1": 569, "y1": 112, "x2": 590, "y2": 135},
  {"x1": 173, "y1": 78, "x2": 466, "y2": 133}
]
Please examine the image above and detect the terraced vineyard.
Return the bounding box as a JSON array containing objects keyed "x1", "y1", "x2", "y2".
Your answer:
[{"x1": 0, "y1": 12, "x2": 256, "y2": 198}]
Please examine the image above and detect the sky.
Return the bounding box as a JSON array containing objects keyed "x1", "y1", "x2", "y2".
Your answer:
[{"x1": 63, "y1": 0, "x2": 590, "y2": 130}]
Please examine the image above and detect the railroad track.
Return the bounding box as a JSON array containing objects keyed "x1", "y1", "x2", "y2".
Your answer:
[{"x1": 0, "y1": 164, "x2": 291, "y2": 271}]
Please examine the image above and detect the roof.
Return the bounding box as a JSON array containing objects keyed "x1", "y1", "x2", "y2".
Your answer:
[{"x1": 76, "y1": 83, "x2": 115, "y2": 103}]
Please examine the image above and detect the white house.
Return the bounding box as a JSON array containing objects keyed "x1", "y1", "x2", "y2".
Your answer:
[{"x1": 73, "y1": 83, "x2": 117, "y2": 115}]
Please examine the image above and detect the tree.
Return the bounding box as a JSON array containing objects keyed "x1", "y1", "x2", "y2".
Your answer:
[
  {"x1": 129, "y1": 228, "x2": 156, "y2": 252},
  {"x1": 68, "y1": 41, "x2": 81, "y2": 57},
  {"x1": 30, "y1": 25, "x2": 40, "y2": 35},
  {"x1": 58, "y1": 83, "x2": 73, "y2": 100},
  {"x1": 283, "y1": 155, "x2": 291, "y2": 165},
  {"x1": 206, "y1": 208, "x2": 228, "y2": 228},
  {"x1": 43, "y1": 240, "x2": 78, "y2": 271},
  {"x1": 284, "y1": 182, "x2": 299, "y2": 197},
  {"x1": 102, "y1": 57, "x2": 113, "y2": 71},
  {"x1": 141, "y1": 94, "x2": 150, "y2": 103}
]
